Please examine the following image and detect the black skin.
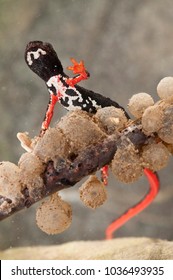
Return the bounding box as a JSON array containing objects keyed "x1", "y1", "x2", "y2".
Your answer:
[{"x1": 25, "y1": 41, "x2": 130, "y2": 119}]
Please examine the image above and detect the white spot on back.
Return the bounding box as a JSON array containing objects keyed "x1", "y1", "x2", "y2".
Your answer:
[
  {"x1": 88, "y1": 97, "x2": 101, "y2": 109},
  {"x1": 47, "y1": 75, "x2": 83, "y2": 110},
  {"x1": 47, "y1": 75, "x2": 59, "y2": 92},
  {"x1": 27, "y1": 48, "x2": 47, "y2": 65},
  {"x1": 46, "y1": 75, "x2": 101, "y2": 112}
]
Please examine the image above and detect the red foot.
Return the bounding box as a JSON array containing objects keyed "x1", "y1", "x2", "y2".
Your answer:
[
  {"x1": 101, "y1": 165, "x2": 109, "y2": 186},
  {"x1": 67, "y1": 58, "x2": 87, "y2": 75},
  {"x1": 105, "y1": 168, "x2": 160, "y2": 240},
  {"x1": 66, "y1": 58, "x2": 89, "y2": 87}
]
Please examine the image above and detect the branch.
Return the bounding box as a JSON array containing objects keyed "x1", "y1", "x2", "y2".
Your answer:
[
  {"x1": 0, "y1": 114, "x2": 147, "y2": 221},
  {"x1": 0, "y1": 98, "x2": 171, "y2": 226}
]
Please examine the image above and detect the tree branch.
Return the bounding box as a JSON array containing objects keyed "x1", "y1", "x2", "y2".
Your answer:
[{"x1": 0, "y1": 124, "x2": 147, "y2": 221}]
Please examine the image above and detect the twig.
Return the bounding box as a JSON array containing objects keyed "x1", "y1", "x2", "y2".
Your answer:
[{"x1": 0, "y1": 126, "x2": 147, "y2": 221}]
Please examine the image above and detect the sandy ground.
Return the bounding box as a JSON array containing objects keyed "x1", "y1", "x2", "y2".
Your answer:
[{"x1": 0, "y1": 238, "x2": 173, "y2": 260}]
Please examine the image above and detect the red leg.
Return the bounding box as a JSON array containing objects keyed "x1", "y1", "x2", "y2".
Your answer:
[
  {"x1": 101, "y1": 165, "x2": 109, "y2": 186},
  {"x1": 40, "y1": 94, "x2": 59, "y2": 135},
  {"x1": 105, "y1": 168, "x2": 160, "y2": 240},
  {"x1": 66, "y1": 58, "x2": 90, "y2": 87}
]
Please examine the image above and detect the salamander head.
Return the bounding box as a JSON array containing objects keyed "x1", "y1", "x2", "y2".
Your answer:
[{"x1": 25, "y1": 41, "x2": 64, "y2": 82}]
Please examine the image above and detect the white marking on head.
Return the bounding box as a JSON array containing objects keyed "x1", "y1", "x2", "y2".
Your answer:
[{"x1": 27, "y1": 48, "x2": 47, "y2": 65}]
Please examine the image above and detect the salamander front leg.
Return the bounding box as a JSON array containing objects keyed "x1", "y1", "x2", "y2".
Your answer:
[{"x1": 40, "y1": 94, "x2": 59, "y2": 136}]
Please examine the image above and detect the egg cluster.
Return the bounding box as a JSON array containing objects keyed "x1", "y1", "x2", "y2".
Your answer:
[
  {"x1": 111, "y1": 77, "x2": 173, "y2": 183},
  {"x1": 0, "y1": 76, "x2": 173, "y2": 234},
  {"x1": 0, "y1": 110, "x2": 111, "y2": 233}
]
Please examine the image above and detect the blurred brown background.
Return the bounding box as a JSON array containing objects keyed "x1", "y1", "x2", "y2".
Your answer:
[{"x1": 0, "y1": 0, "x2": 173, "y2": 249}]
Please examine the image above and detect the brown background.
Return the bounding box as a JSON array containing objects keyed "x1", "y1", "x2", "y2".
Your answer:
[{"x1": 0, "y1": 0, "x2": 173, "y2": 249}]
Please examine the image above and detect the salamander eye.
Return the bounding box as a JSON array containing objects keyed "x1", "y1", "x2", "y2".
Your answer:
[{"x1": 25, "y1": 41, "x2": 64, "y2": 82}]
